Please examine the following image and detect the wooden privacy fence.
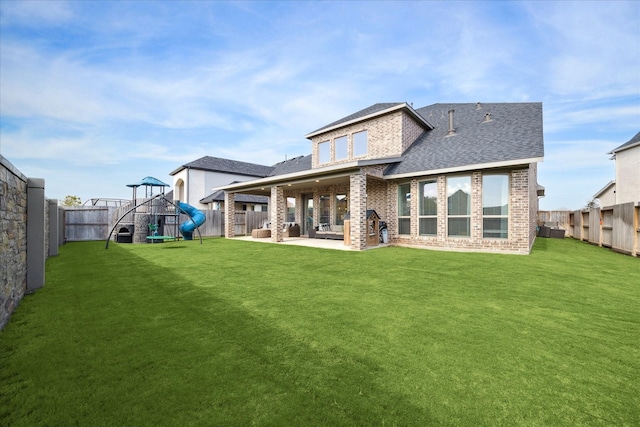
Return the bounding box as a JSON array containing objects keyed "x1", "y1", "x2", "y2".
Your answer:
[
  {"x1": 539, "y1": 202, "x2": 640, "y2": 256},
  {"x1": 64, "y1": 207, "x2": 114, "y2": 241},
  {"x1": 67, "y1": 207, "x2": 269, "y2": 241}
]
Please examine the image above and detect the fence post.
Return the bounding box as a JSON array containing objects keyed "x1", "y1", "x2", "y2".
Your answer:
[
  {"x1": 27, "y1": 178, "x2": 45, "y2": 291},
  {"x1": 48, "y1": 199, "x2": 59, "y2": 256}
]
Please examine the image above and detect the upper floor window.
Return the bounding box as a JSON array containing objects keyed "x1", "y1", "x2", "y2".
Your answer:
[
  {"x1": 419, "y1": 180, "x2": 437, "y2": 236},
  {"x1": 318, "y1": 141, "x2": 330, "y2": 164},
  {"x1": 483, "y1": 175, "x2": 509, "y2": 239},
  {"x1": 335, "y1": 136, "x2": 348, "y2": 160},
  {"x1": 353, "y1": 131, "x2": 368, "y2": 157},
  {"x1": 447, "y1": 176, "x2": 471, "y2": 237}
]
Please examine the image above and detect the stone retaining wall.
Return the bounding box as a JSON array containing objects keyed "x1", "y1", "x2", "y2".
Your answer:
[{"x1": 1, "y1": 155, "x2": 60, "y2": 330}]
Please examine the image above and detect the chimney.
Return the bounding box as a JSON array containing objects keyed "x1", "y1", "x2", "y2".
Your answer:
[{"x1": 447, "y1": 109, "x2": 456, "y2": 136}]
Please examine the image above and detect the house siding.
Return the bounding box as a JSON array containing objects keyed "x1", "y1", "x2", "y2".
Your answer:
[{"x1": 615, "y1": 146, "x2": 640, "y2": 204}]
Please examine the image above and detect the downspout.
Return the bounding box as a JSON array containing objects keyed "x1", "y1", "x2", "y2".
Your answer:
[{"x1": 186, "y1": 167, "x2": 190, "y2": 205}]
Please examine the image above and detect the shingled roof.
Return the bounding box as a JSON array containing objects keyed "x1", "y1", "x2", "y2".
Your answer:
[
  {"x1": 170, "y1": 156, "x2": 274, "y2": 177},
  {"x1": 269, "y1": 155, "x2": 312, "y2": 176},
  {"x1": 200, "y1": 189, "x2": 269, "y2": 204},
  {"x1": 384, "y1": 102, "x2": 544, "y2": 176},
  {"x1": 609, "y1": 131, "x2": 640, "y2": 154}
]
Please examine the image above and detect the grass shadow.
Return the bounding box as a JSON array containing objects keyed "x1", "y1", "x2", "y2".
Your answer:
[{"x1": 1, "y1": 242, "x2": 434, "y2": 426}]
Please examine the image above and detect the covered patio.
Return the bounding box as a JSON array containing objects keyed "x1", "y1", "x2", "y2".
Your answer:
[{"x1": 220, "y1": 161, "x2": 394, "y2": 251}]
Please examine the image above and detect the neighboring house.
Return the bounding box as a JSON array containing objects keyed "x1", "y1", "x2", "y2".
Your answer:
[
  {"x1": 594, "y1": 131, "x2": 640, "y2": 206},
  {"x1": 593, "y1": 180, "x2": 616, "y2": 207},
  {"x1": 220, "y1": 102, "x2": 545, "y2": 254},
  {"x1": 170, "y1": 156, "x2": 274, "y2": 210}
]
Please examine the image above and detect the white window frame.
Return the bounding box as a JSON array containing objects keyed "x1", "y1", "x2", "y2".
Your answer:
[
  {"x1": 419, "y1": 179, "x2": 437, "y2": 236},
  {"x1": 398, "y1": 183, "x2": 411, "y2": 235},
  {"x1": 482, "y1": 174, "x2": 509, "y2": 239},
  {"x1": 353, "y1": 130, "x2": 368, "y2": 158},
  {"x1": 447, "y1": 176, "x2": 471, "y2": 237}
]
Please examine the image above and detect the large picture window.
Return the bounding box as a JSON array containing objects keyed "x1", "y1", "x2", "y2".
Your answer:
[
  {"x1": 483, "y1": 175, "x2": 509, "y2": 239},
  {"x1": 353, "y1": 130, "x2": 368, "y2": 157},
  {"x1": 447, "y1": 176, "x2": 471, "y2": 237},
  {"x1": 335, "y1": 136, "x2": 348, "y2": 160},
  {"x1": 419, "y1": 180, "x2": 437, "y2": 236},
  {"x1": 318, "y1": 141, "x2": 330, "y2": 164},
  {"x1": 398, "y1": 183, "x2": 411, "y2": 235}
]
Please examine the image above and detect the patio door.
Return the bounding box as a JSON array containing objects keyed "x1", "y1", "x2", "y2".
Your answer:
[{"x1": 303, "y1": 194, "x2": 313, "y2": 235}]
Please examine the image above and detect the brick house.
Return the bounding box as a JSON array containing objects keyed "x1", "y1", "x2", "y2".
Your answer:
[{"x1": 220, "y1": 102, "x2": 545, "y2": 254}]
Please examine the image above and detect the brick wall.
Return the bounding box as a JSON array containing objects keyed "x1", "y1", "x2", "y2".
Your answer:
[
  {"x1": 311, "y1": 111, "x2": 426, "y2": 168},
  {"x1": 387, "y1": 167, "x2": 534, "y2": 254}
]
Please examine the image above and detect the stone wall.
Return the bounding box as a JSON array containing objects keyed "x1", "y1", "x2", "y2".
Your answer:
[
  {"x1": 1, "y1": 156, "x2": 59, "y2": 330},
  {"x1": 1, "y1": 156, "x2": 28, "y2": 329}
]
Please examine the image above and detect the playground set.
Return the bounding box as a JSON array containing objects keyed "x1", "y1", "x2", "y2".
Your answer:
[{"x1": 105, "y1": 176, "x2": 205, "y2": 249}]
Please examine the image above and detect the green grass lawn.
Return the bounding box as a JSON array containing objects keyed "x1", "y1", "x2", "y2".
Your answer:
[{"x1": 1, "y1": 238, "x2": 638, "y2": 426}]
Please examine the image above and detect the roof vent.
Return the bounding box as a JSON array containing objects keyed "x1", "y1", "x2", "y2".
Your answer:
[
  {"x1": 447, "y1": 109, "x2": 456, "y2": 136},
  {"x1": 476, "y1": 102, "x2": 482, "y2": 110},
  {"x1": 483, "y1": 112, "x2": 492, "y2": 122}
]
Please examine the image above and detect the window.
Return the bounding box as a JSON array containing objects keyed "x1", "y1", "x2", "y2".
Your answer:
[
  {"x1": 353, "y1": 130, "x2": 368, "y2": 157},
  {"x1": 398, "y1": 183, "x2": 411, "y2": 235},
  {"x1": 286, "y1": 197, "x2": 296, "y2": 222},
  {"x1": 318, "y1": 141, "x2": 330, "y2": 164},
  {"x1": 335, "y1": 136, "x2": 348, "y2": 160},
  {"x1": 447, "y1": 176, "x2": 471, "y2": 237},
  {"x1": 335, "y1": 194, "x2": 348, "y2": 225},
  {"x1": 483, "y1": 175, "x2": 509, "y2": 238},
  {"x1": 319, "y1": 194, "x2": 330, "y2": 226},
  {"x1": 419, "y1": 180, "x2": 437, "y2": 236}
]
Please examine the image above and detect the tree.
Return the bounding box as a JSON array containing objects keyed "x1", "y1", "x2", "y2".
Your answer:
[
  {"x1": 584, "y1": 197, "x2": 599, "y2": 209},
  {"x1": 62, "y1": 195, "x2": 82, "y2": 207}
]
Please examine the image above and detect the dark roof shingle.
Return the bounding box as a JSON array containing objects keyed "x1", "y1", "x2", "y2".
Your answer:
[{"x1": 385, "y1": 102, "x2": 544, "y2": 176}]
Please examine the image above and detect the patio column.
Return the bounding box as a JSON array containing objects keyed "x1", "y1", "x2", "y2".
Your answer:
[
  {"x1": 350, "y1": 172, "x2": 367, "y2": 250},
  {"x1": 224, "y1": 192, "x2": 235, "y2": 238},
  {"x1": 271, "y1": 186, "x2": 284, "y2": 242}
]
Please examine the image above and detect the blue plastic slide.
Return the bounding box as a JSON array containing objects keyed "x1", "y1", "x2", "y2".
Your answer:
[{"x1": 178, "y1": 202, "x2": 205, "y2": 240}]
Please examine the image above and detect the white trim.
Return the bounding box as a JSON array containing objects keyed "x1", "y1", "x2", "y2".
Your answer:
[
  {"x1": 384, "y1": 157, "x2": 544, "y2": 180},
  {"x1": 305, "y1": 103, "x2": 433, "y2": 139}
]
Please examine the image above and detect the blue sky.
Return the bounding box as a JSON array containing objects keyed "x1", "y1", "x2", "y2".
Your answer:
[{"x1": 1, "y1": 0, "x2": 638, "y2": 210}]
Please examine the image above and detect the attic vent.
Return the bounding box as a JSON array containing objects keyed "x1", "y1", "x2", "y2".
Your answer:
[
  {"x1": 447, "y1": 109, "x2": 456, "y2": 136},
  {"x1": 476, "y1": 102, "x2": 482, "y2": 110},
  {"x1": 483, "y1": 112, "x2": 492, "y2": 122}
]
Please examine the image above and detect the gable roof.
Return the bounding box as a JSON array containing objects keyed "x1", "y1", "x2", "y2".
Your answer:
[
  {"x1": 305, "y1": 102, "x2": 433, "y2": 138},
  {"x1": 170, "y1": 156, "x2": 274, "y2": 177},
  {"x1": 594, "y1": 180, "x2": 616, "y2": 199},
  {"x1": 384, "y1": 102, "x2": 544, "y2": 177},
  {"x1": 608, "y1": 131, "x2": 640, "y2": 154}
]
